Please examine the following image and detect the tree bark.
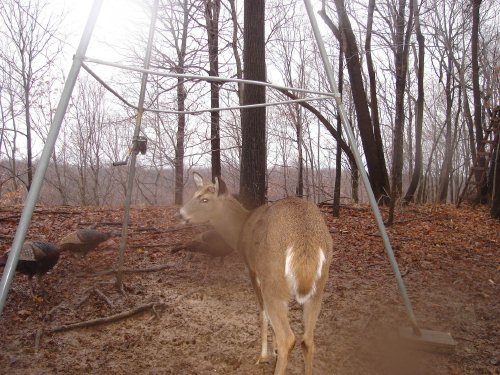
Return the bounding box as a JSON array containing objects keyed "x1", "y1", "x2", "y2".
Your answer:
[
  {"x1": 295, "y1": 107, "x2": 304, "y2": 197},
  {"x1": 490, "y1": 109, "x2": 500, "y2": 219},
  {"x1": 320, "y1": 1, "x2": 389, "y2": 201},
  {"x1": 332, "y1": 40, "x2": 344, "y2": 217},
  {"x1": 174, "y1": 0, "x2": 190, "y2": 205},
  {"x1": 365, "y1": 0, "x2": 390, "y2": 196},
  {"x1": 205, "y1": 0, "x2": 221, "y2": 181},
  {"x1": 437, "y1": 54, "x2": 454, "y2": 203},
  {"x1": 404, "y1": 0, "x2": 424, "y2": 203},
  {"x1": 471, "y1": 0, "x2": 486, "y2": 202},
  {"x1": 228, "y1": 0, "x2": 243, "y2": 105},
  {"x1": 277, "y1": 89, "x2": 356, "y2": 165},
  {"x1": 388, "y1": 0, "x2": 413, "y2": 224},
  {"x1": 240, "y1": 0, "x2": 266, "y2": 209}
]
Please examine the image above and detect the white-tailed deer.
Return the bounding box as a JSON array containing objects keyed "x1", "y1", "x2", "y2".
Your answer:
[{"x1": 180, "y1": 173, "x2": 333, "y2": 375}]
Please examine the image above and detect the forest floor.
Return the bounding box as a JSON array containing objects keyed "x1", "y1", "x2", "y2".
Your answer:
[{"x1": 0, "y1": 203, "x2": 498, "y2": 375}]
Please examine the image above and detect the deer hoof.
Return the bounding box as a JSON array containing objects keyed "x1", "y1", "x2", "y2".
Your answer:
[{"x1": 256, "y1": 354, "x2": 272, "y2": 365}]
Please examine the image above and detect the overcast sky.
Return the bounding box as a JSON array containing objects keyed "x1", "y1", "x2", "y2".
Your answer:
[{"x1": 49, "y1": 0, "x2": 150, "y2": 69}]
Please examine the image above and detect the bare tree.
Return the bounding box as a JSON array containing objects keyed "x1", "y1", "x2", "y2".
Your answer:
[
  {"x1": 320, "y1": 0, "x2": 390, "y2": 201},
  {"x1": 332, "y1": 38, "x2": 344, "y2": 217},
  {"x1": 204, "y1": 0, "x2": 222, "y2": 180},
  {"x1": 0, "y1": 0, "x2": 62, "y2": 191},
  {"x1": 387, "y1": 0, "x2": 414, "y2": 223},
  {"x1": 240, "y1": 0, "x2": 266, "y2": 209},
  {"x1": 470, "y1": 0, "x2": 486, "y2": 202},
  {"x1": 66, "y1": 79, "x2": 112, "y2": 205},
  {"x1": 404, "y1": 0, "x2": 425, "y2": 202}
]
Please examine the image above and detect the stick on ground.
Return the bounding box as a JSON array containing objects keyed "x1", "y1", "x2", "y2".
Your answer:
[
  {"x1": 90, "y1": 263, "x2": 174, "y2": 277},
  {"x1": 49, "y1": 302, "x2": 164, "y2": 333}
]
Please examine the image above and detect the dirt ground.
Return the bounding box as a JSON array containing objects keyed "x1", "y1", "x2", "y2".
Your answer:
[{"x1": 0, "y1": 203, "x2": 498, "y2": 375}]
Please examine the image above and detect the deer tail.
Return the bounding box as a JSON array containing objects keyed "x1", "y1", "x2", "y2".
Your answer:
[{"x1": 284, "y1": 241, "x2": 326, "y2": 305}]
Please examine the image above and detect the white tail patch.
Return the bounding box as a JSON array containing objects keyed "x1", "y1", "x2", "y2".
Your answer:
[
  {"x1": 285, "y1": 246, "x2": 326, "y2": 305},
  {"x1": 285, "y1": 246, "x2": 298, "y2": 296}
]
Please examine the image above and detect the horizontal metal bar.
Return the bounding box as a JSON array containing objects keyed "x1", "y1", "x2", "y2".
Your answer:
[
  {"x1": 82, "y1": 63, "x2": 138, "y2": 110},
  {"x1": 144, "y1": 95, "x2": 333, "y2": 115},
  {"x1": 83, "y1": 56, "x2": 337, "y2": 98}
]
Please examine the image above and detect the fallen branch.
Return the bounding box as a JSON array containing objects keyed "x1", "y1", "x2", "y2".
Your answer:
[
  {"x1": 0, "y1": 215, "x2": 21, "y2": 222},
  {"x1": 130, "y1": 242, "x2": 182, "y2": 249},
  {"x1": 392, "y1": 215, "x2": 437, "y2": 225},
  {"x1": 49, "y1": 302, "x2": 164, "y2": 334},
  {"x1": 78, "y1": 221, "x2": 122, "y2": 227},
  {"x1": 158, "y1": 224, "x2": 205, "y2": 233},
  {"x1": 33, "y1": 209, "x2": 77, "y2": 215},
  {"x1": 94, "y1": 288, "x2": 114, "y2": 307},
  {"x1": 76, "y1": 291, "x2": 93, "y2": 308},
  {"x1": 401, "y1": 266, "x2": 410, "y2": 277},
  {"x1": 34, "y1": 328, "x2": 43, "y2": 353},
  {"x1": 90, "y1": 263, "x2": 174, "y2": 277},
  {"x1": 47, "y1": 301, "x2": 65, "y2": 316}
]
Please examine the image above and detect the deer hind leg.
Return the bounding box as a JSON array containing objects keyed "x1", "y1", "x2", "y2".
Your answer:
[
  {"x1": 248, "y1": 271, "x2": 270, "y2": 364},
  {"x1": 264, "y1": 296, "x2": 295, "y2": 375},
  {"x1": 301, "y1": 279, "x2": 326, "y2": 375},
  {"x1": 256, "y1": 310, "x2": 271, "y2": 364}
]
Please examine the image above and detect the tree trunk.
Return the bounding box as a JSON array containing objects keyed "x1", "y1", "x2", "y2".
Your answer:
[
  {"x1": 24, "y1": 87, "x2": 33, "y2": 191},
  {"x1": 490, "y1": 111, "x2": 500, "y2": 218},
  {"x1": 205, "y1": 0, "x2": 221, "y2": 181},
  {"x1": 471, "y1": 0, "x2": 486, "y2": 202},
  {"x1": 438, "y1": 55, "x2": 454, "y2": 203},
  {"x1": 174, "y1": 76, "x2": 186, "y2": 205},
  {"x1": 277, "y1": 89, "x2": 356, "y2": 165},
  {"x1": 404, "y1": 0, "x2": 425, "y2": 202},
  {"x1": 321, "y1": 0, "x2": 389, "y2": 201},
  {"x1": 240, "y1": 0, "x2": 266, "y2": 209},
  {"x1": 228, "y1": 0, "x2": 243, "y2": 105},
  {"x1": 365, "y1": 0, "x2": 390, "y2": 197},
  {"x1": 295, "y1": 106, "x2": 304, "y2": 197},
  {"x1": 388, "y1": 0, "x2": 413, "y2": 224},
  {"x1": 174, "y1": 0, "x2": 190, "y2": 205},
  {"x1": 332, "y1": 41, "x2": 344, "y2": 217},
  {"x1": 350, "y1": 159, "x2": 359, "y2": 204}
]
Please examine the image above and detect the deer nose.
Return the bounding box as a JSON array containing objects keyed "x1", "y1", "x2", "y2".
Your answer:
[{"x1": 175, "y1": 209, "x2": 189, "y2": 223}]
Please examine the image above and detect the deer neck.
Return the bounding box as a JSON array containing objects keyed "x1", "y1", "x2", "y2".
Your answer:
[{"x1": 211, "y1": 199, "x2": 250, "y2": 250}]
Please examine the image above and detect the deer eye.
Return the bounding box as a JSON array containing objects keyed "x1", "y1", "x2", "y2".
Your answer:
[{"x1": 201, "y1": 198, "x2": 208, "y2": 203}]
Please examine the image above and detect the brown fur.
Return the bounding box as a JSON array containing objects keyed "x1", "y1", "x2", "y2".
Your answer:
[{"x1": 180, "y1": 173, "x2": 333, "y2": 375}]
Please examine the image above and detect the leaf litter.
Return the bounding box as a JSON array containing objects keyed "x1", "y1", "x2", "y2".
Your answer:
[{"x1": 0, "y1": 203, "x2": 498, "y2": 374}]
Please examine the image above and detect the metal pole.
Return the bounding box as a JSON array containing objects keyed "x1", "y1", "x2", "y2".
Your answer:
[
  {"x1": 0, "y1": 0, "x2": 104, "y2": 317},
  {"x1": 144, "y1": 95, "x2": 333, "y2": 115},
  {"x1": 303, "y1": 0, "x2": 420, "y2": 332},
  {"x1": 115, "y1": 0, "x2": 159, "y2": 288},
  {"x1": 83, "y1": 57, "x2": 336, "y2": 98}
]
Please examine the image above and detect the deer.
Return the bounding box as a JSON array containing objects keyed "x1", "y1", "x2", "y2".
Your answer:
[{"x1": 179, "y1": 173, "x2": 333, "y2": 375}]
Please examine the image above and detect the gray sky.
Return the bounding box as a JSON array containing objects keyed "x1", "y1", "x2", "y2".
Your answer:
[{"x1": 50, "y1": 0, "x2": 149, "y2": 68}]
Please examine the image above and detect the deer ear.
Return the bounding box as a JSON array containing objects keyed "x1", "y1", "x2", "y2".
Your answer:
[
  {"x1": 215, "y1": 177, "x2": 228, "y2": 197},
  {"x1": 193, "y1": 172, "x2": 204, "y2": 188}
]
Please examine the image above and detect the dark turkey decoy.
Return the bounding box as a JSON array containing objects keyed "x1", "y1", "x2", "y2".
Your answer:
[
  {"x1": 58, "y1": 229, "x2": 118, "y2": 258},
  {"x1": 172, "y1": 230, "x2": 234, "y2": 279},
  {"x1": 0, "y1": 241, "x2": 60, "y2": 295}
]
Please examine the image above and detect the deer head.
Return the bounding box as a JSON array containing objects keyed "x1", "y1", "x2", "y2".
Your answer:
[{"x1": 179, "y1": 172, "x2": 229, "y2": 225}]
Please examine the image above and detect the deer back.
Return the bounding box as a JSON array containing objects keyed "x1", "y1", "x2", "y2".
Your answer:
[{"x1": 240, "y1": 197, "x2": 333, "y2": 304}]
